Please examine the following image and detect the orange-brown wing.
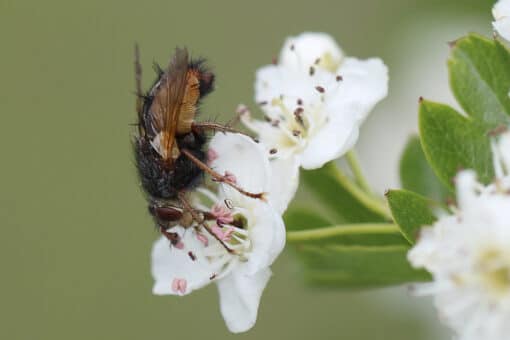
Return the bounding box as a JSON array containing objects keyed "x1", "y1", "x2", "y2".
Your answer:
[
  {"x1": 176, "y1": 69, "x2": 200, "y2": 134},
  {"x1": 149, "y1": 48, "x2": 189, "y2": 163}
]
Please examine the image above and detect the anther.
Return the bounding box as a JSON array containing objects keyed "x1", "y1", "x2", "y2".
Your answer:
[
  {"x1": 309, "y1": 66, "x2": 315, "y2": 76},
  {"x1": 264, "y1": 115, "x2": 272, "y2": 122},
  {"x1": 294, "y1": 108, "x2": 304, "y2": 125},
  {"x1": 188, "y1": 251, "x2": 196, "y2": 261},
  {"x1": 297, "y1": 98, "x2": 303, "y2": 105},
  {"x1": 292, "y1": 130, "x2": 301, "y2": 137},
  {"x1": 314, "y1": 58, "x2": 321, "y2": 65},
  {"x1": 290, "y1": 44, "x2": 295, "y2": 51},
  {"x1": 224, "y1": 199, "x2": 234, "y2": 209},
  {"x1": 336, "y1": 75, "x2": 343, "y2": 81},
  {"x1": 315, "y1": 86, "x2": 325, "y2": 93},
  {"x1": 271, "y1": 119, "x2": 280, "y2": 127},
  {"x1": 269, "y1": 148, "x2": 278, "y2": 155},
  {"x1": 258, "y1": 100, "x2": 268, "y2": 106}
]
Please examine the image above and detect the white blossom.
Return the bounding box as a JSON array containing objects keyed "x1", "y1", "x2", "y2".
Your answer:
[
  {"x1": 408, "y1": 165, "x2": 510, "y2": 340},
  {"x1": 241, "y1": 32, "x2": 388, "y2": 212},
  {"x1": 493, "y1": 0, "x2": 510, "y2": 41},
  {"x1": 151, "y1": 133, "x2": 285, "y2": 333}
]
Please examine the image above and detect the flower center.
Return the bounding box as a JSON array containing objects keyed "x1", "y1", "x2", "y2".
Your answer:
[
  {"x1": 264, "y1": 94, "x2": 327, "y2": 154},
  {"x1": 477, "y1": 248, "x2": 510, "y2": 298}
]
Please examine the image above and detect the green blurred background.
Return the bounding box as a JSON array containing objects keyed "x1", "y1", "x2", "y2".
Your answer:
[{"x1": 0, "y1": 0, "x2": 492, "y2": 339}]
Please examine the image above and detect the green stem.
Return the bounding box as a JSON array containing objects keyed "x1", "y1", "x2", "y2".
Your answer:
[
  {"x1": 287, "y1": 223, "x2": 399, "y2": 242},
  {"x1": 332, "y1": 164, "x2": 393, "y2": 221},
  {"x1": 345, "y1": 150, "x2": 373, "y2": 195}
]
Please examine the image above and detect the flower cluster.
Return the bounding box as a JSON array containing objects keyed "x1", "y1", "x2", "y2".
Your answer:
[
  {"x1": 241, "y1": 32, "x2": 388, "y2": 212},
  {"x1": 408, "y1": 131, "x2": 510, "y2": 340},
  {"x1": 148, "y1": 32, "x2": 388, "y2": 333}
]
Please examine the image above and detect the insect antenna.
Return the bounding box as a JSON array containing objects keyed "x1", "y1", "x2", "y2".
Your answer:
[{"x1": 134, "y1": 44, "x2": 144, "y2": 124}]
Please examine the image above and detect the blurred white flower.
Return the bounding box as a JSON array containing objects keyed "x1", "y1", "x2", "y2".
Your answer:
[
  {"x1": 492, "y1": 129, "x2": 510, "y2": 180},
  {"x1": 493, "y1": 0, "x2": 510, "y2": 41},
  {"x1": 151, "y1": 133, "x2": 285, "y2": 333},
  {"x1": 242, "y1": 32, "x2": 388, "y2": 212},
  {"x1": 408, "y1": 169, "x2": 510, "y2": 340}
]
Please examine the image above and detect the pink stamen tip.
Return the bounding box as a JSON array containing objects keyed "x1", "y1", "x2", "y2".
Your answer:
[
  {"x1": 211, "y1": 225, "x2": 235, "y2": 242},
  {"x1": 196, "y1": 232, "x2": 209, "y2": 246},
  {"x1": 224, "y1": 171, "x2": 237, "y2": 184},
  {"x1": 211, "y1": 203, "x2": 234, "y2": 224},
  {"x1": 207, "y1": 148, "x2": 219, "y2": 164},
  {"x1": 172, "y1": 278, "x2": 187, "y2": 295},
  {"x1": 175, "y1": 241, "x2": 185, "y2": 250}
]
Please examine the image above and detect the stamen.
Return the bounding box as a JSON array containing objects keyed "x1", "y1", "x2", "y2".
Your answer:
[
  {"x1": 297, "y1": 98, "x2": 303, "y2": 105},
  {"x1": 224, "y1": 199, "x2": 234, "y2": 209},
  {"x1": 314, "y1": 58, "x2": 321, "y2": 65},
  {"x1": 294, "y1": 108, "x2": 305, "y2": 126},
  {"x1": 309, "y1": 66, "x2": 315, "y2": 76},
  {"x1": 207, "y1": 148, "x2": 219, "y2": 164},
  {"x1": 290, "y1": 44, "x2": 295, "y2": 51},
  {"x1": 211, "y1": 225, "x2": 235, "y2": 242},
  {"x1": 269, "y1": 148, "x2": 278, "y2": 155},
  {"x1": 211, "y1": 203, "x2": 234, "y2": 224},
  {"x1": 172, "y1": 278, "x2": 187, "y2": 295},
  {"x1": 336, "y1": 75, "x2": 343, "y2": 81},
  {"x1": 196, "y1": 232, "x2": 209, "y2": 246},
  {"x1": 223, "y1": 171, "x2": 237, "y2": 184},
  {"x1": 315, "y1": 86, "x2": 325, "y2": 93},
  {"x1": 292, "y1": 130, "x2": 301, "y2": 137},
  {"x1": 258, "y1": 101, "x2": 268, "y2": 106},
  {"x1": 188, "y1": 251, "x2": 196, "y2": 261}
]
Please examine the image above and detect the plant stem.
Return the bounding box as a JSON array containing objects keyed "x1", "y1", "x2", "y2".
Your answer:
[
  {"x1": 346, "y1": 150, "x2": 373, "y2": 195},
  {"x1": 286, "y1": 223, "x2": 399, "y2": 242},
  {"x1": 332, "y1": 164, "x2": 393, "y2": 221}
]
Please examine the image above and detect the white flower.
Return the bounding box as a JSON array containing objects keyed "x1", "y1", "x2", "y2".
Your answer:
[
  {"x1": 493, "y1": 0, "x2": 510, "y2": 41},
  {"x1": 408, "y1": 170, "x2": 510, "y2": 340},
  {"x1": 241, "y1": 32, "x2": 388, "y2": 212},
  {"x1": 151, "y1": 133, "x2": 286, "y2": 333},
  {"x1": 492, "y1": 129, "x2": 510, "y2": 180}
]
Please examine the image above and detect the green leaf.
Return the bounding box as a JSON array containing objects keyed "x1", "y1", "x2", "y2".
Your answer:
[
  {"x1": 399, "y1": 136, "x2": 450, "y2": 202},
  {"x1": 284, "y1": 206, "x2": 334, "y2": 231},
  {"x1": 449, "y1": 34, "x2": 510, "y2": 126},
  {"x1": 419, "y1": 100, "x2": 494, "y2": 187},
  {"x1": 386, "y1": 189, "x2": 438, "y2": 244},
  {"x1": 286, "y1": 223, "x2": 426, "y2": 288},
  {"x1": 292, "y1": 245, "x2": 430, "y2": 288},
  {"x1": 301, "y1": 162, "x2": 389, "y2": 223}
]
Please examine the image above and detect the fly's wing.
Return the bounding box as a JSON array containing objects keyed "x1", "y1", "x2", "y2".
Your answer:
[
  {"x1": 176, "y1": 69, "x2": 200, "y2": 134},
  {"x1": 149, "y1": 48, "x2": 189, "y2": 163}
]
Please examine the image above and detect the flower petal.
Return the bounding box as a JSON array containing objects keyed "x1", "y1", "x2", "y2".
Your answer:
[
  {"x1": 279, "y1": 32, "x2": 344, "y2": 73},
  {"x1": 493, "y1": 0, "x2": 510, "y2": 41},
  {"x1": 209, "y1": 132, "x2": 271, "y2": 195},
  {"x1": 329, "y1": 57, "x2": 389, "y2": 122},
  {"x1": 299, "y1": 57, "x2": 388, "y2": 169},
  {"x1": 239, "y1": 200, "x2": 286, "y2": 275},
  {"x1": 151, "y1": 229, "x2": 215, "y2": 296},
  {"x1": 268, "y1": 157, "x2": 300, "y2": 214},
  {"x1": 216, "y1": 269, "x2": 272, "y2": 333}
]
